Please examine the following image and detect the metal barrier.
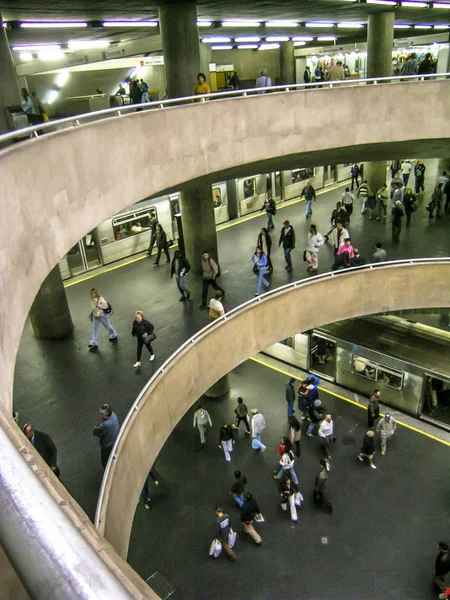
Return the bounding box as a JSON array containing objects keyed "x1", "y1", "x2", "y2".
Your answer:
[{"x1": 1, "y1": 72, "x2": 449, "y2": 145}]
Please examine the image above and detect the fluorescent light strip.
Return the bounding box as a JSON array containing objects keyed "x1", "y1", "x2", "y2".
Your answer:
[
  {"x1": 393, "y1": 23, "x2": 412, "y2": 28},
  {"x1": 265, "y1": 21, "x2": 299, "y2": 27},
  {"x1": 68, "y1": 40, "x2": 110, "y2": 50},
  {"x1": 235, "y1": 36, "x2": 261, "y2": 42},
  {"x1": 317, "y1": 36, "x2": 337, "y2": 41},
  {"x1": 259, "y1": 43, "x2": 280, "y2": 50},
  {"x1": 434, "y1": 24, "x2": 450, "y2": 28},
  {"x1": 366, "y1": 0, "x2": 397, "y2": 4},
  {"x1": 222, "y1": 20, "x2": 261, "y2": 27},
  {"x1": 197, "y1": 21, "x2": 212, "y2": 27},
  {"x1": 237, "y1": 44, "x2": 259, "y2": 49},
  {"x1": 414, "y1": 24, "x2": 433, "y2": 28},
  {"x1": 401, "y1": 0, "x2": 428, "y2": 6},
  {"x1": 305, "y1": 22, "x2": 334, "y2": 28},
  {"x1": 337, "y1": 22, "x2": 364, "y2": 28},
  {"x1": 294, "y1": 41, "x2": 307, "y2": 46},
  {"x1": 266, "y1": 36, "x2": 290, "y2": 42},
  {"x1": 20, "y1": 21, "x2": 87, "y2": 28},
  {"x1": 292, "y1": 36, "x2": 314, "y2": 41},
  {"x1": 202, "y1": 36, "x2": 232, "y2": 43},
  {"x1": 211, "y1": 45, "x2": 233, "y2": 50},
  {"x1": 13, "y1": 44, "x2": 61, "y2": 51},
  {"x1": 433, "y1": 1, "x2": 450, "y2": 6},
  {"x1": 103, "y1": 20, "x2": 158, "y2": 27},
  {"x1": 38, "y1": 50, "x2": 65, "y2": 60},
  {"x1": 19, "y1": 52, "x2": 33, "y2": 61}
]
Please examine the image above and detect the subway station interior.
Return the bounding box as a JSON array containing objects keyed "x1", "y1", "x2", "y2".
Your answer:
[{"x1": 0, "y1": 0, "x2": 450, "y2": 599}]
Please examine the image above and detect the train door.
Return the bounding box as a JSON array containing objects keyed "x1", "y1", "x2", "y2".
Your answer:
[
  {"x1": 66, "y1": 232, "x2": 101, "y2": 277},
  {"x1": 324, "y1": 165, "x2": 336, "y2": 186},
  {"x1": 310, "y1": 333, "x2": 336, "y2": 382},
  {"x1": 274, "y1": 171, "x2": 282, "y2": 201},
  {"x1": 421, "y1": 374, "x2": 450, "y2": 428}
]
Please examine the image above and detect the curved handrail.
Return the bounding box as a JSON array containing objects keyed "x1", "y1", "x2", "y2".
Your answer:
[
  {"x1": 2, "y1": 72, "x2": 449, "y2": 145},
  {"x1": 95, "y1": 256, "x2": 450, "y2": 528}
]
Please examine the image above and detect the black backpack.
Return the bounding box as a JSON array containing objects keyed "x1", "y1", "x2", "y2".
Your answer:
[
  {"x1": 103, "y1": 302, "x2": 114, "y2": 315},
  {"x1": 209, "y1": 257, "x2": 221, "y2": 278},
  {"x1": 269, "y1": 199, "x2": 277, "y2": 215}
]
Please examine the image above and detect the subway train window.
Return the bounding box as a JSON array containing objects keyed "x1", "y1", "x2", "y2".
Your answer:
[
  {"x1": 275, "y1": 171, "x2": 281, "y2": 198},
  {"x1": 377, "y1": 366, "x2": 403, "y2": 390},
  {"x1": 113, "y1": 209, "x2": 154, "y2": 240},
  {"x1": 291, "y1": 167, "x2": 315, "y2": 184},
  {"x1": 169, "y1": 195, "x2": 180, "y2": 216},
  {"x1": 213, "y1": 187, "x2": 223, "y2": 208},
  {"x1": 244, "y1": 178, "x2": 256, "y2": 198},
  {"x1": 352, "y1": 355, "x2": 376, "y2": 380}
]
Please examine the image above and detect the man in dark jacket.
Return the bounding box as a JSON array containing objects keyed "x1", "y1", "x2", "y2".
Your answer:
[
  {"x1": 350, "y1": 248, "x2": 366, "y2": 267},
  {"x1": 23, "y1": 424, "x2": 59, "y2": 476},
  {"x1": 260, "y1": 192, "x2": 276, "y2": 230},
  {"x1": 306, "y1": 399, "x2": 326, "y2": 436},
  {"x1": 391, "y1": 200, "x2": 404, "y2": 242},
  {"x1": 218, "y1": 421, "x2": 235, "y2": 462},
  {"x1": 429, "y1": 183, "x2": 444, "y2": 218},
  {"x1": 444, "y1": 179, "x2": 450, "y2": 214},
  {"x1": 215, "y1": 507, "x2": 236, "y2": 560},
  {"x1": 153, "y1": 224, "x2": 170, "y2": 265},
  {"x1": 314, "y1": 458, "x2": 332, "y2": 513},
  {"x1": 403, "y1": 188, "x2": 417, "y2": 225},
  {"x1": 230, "y1": 470, "x2": 247, "y2": 507},
  {"x1": 301, "y1": 181, "x2": 316, "y2": 218},
  {"x1": 434, "y1": 541, "x2": 450, "y2": 593},
  {"x1": 285, "y1": 377, "x2": 296, "y2": 417},
  {"x1": 350, "y1": 164, "x2": 359, "y2": 190},
  {"x1": 170, "y1": 250, "x2": 191, "y2": 301},
  {"x1": 146, "y1": 211, "x2": 159, "y2": 256},
  {"x1": 279, "y1": 220, "x2": 295, "y2": 272},
  {"x1": 368, "y1": 390, "x2": 381, "y2": 427},
  {"x1": 240, "y1": 492, "x2": 262, "y2": 544},
  {"x1": 93, "y1": 404, "x2": 120, "y2": 467},
  {"x1": 357, "y1": 430, "x2": 377, "y2": 469}
]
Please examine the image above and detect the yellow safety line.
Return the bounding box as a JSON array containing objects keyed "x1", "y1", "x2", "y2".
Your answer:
[
  {"x1": 64, "y1": 180, "x2": 349, "y2": 287},
  {"x1": 249, "y1": 356, "x2": 450, "y2": 448}
]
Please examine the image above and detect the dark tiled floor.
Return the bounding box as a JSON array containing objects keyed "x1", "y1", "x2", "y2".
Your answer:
[{"x1": 12, "y1": 160, "x2": 450, "y2": 598}]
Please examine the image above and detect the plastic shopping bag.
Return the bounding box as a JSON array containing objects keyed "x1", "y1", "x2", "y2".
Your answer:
[
  {"x1": 228, "y1": 528, "x2": 237, "y2": 548},
  {"x1": 209, "y1": 538, "x2": 222, "y2": 558},
  {"x1": 295, "y1": 492, "x2": 304, "y2": 507}
]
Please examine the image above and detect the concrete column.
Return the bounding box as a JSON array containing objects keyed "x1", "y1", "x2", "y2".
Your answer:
[
  {"x1": 0, "y1": 23, "x2": 21, "y2": 134},
  {"x1": 226, "y1": 179, "x2": 239, "y2": 220},
  {"x1": 367, "y1": 12, "x2": 395, "y2": 78},
  {"x1": 29, "y1": 265, "x2": 74, "y2": 340},
  {"x1": 159, "y1": 2, "x2": 201, "y2": 98},
  {"x1": 365, "y1": 161, "x2": 387, "y2": 195},
  {"x1": 199, "y1": 43, "x2": 212, "y2": 88},
  {"x1": 280, "y1": 41, "x2": 295, "y2": 85},
  {"x1": 179, "y1": 181, "x2": 218, "y2": 275},
  {"x1": 204, "y1": 375, "x2": 230, "y2": 398}
]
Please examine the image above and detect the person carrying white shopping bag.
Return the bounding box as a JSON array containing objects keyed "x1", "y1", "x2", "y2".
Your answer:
[
  {"x1": 214, "y1": 507, "x2": 237, "y2": 561},
  {"x1": 279, "y1": 476, "x2": 299, "y2": 523}
]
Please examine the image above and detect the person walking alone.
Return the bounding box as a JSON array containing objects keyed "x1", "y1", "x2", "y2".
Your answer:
[
  {"x1": 199, "y1": 251, "x2": 225, "y2": 309},
  {"x1": 131, "y1": 310, "x2": 155, "y2": 367},
  {"x1": 140, "y1": 470, "x2": 159, "y2": 510},
  {"x1": 23, "y1": 423, "x2": 59, "y2": 476},
  {"x1": 318, "y1": 414, "x2": 334, "y2": 460},
  {"x1": 376, "y1": 184, "x2": 388, "y2": 222},
  {"x1": 403, "y1": 188, "x2": 417, "y2": 225},
  {"x1": 357, "y1": 430, "x2": 377, "y2": 469},
  {"x1": 330, "y1": 221, "x2": 349, "y2": 255},
  {"x1": 305, "y1": 224, "x2": 324, "y2": 274},
  {"x1": 279, "y1": 476, "x2": 298, "y2": 523},
  {"x1": 401, "y1": 160, "x2": 412, "y2": 186},
  {"x1": 170, "y1": 249, "x2": 191, "y2": 301},
  {"x1": 193, "y1": 405, "x2": 212, "y2": 448},
  {"x1": 88, "y1": 288, "x2": 118, "y2": 349},
  {"x1": 350, "y1": 164, "x2": 359, "y2": 191},
  {"x1": 240, "y1": 493, "x2": 263, "y2": 545},
  {"x1": 232, "y1": 397, "x2": 251, "y2": 433},
  {"x1": 146, "y1": 211, "x2": 159, "y2": 256},
  {"x1": 257, "y1": 227, "x2": 273, "y2": 271},
  {"x1": 313, "y1": 458, "x2": 332, "y2": 513},
  {"x1": 285, "y1": 377, "x2": 296, "y2": 418},
  {"x1": 414, "y1": 160, "x2": 426, "y2": 194},
  {"x1": 368, "y1": 390, "x2": 381, "y2": 427},
  {"x1": 357, "y1": 180, "x2": 370, "y2": 214},
  {"x1": 341, "y1": 187, "x2": 355, "y2": 221},
  {"x1": 218, "y1": 421, "x2": 235, "y2": 462},
  {"x1": 251, "y1": 409, "x2": 266, "y2": 453},
  {"x1": 279, "y1": 220, "x2": 295, "y2": 272},
  {"x1": 153, "y1": 224, "x2": 171, "y2": 265},
  {"x1": 230, "y1": 470, "x2": 247, "y2": 507},
  {"x1": 252, "y1": 246, "x2": 270, "y2": 296},
  {"x1": 289, "y1": 415, "x2": 302, "y2": 457},
  {"x1": 376, "y1": 413, "x2": 396, "y2": 455},
  {"x1": 260, "y1": 193, "x2": 276, "y2": 231},
  {"x1": 274, "y1": 438, "x2": 299, "y2": 484},
  {"x1": 214, "y1": 508, "x2": 237, "y2": 561},
  {"x1": 93, "y1": 404, "x2": 120, "y2": 468},
  {"x1": 301, "y1": 180, "x2": 316, "y2": 218},
  {"x1": 391, "y1": 200, "x2": 404, "y2": 242}
]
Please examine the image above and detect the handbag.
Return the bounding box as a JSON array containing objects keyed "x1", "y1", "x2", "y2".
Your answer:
[
  {"x1": 209, "y1": 539, "x2": 222, "y2": 558},
  {"x1": 228, "y1": 528, "x2": 237, "y2": 548},
  {"x1": 294, "y1": 492, "x2": 304, "y2": 507},
  {"x1": 144, "y1": 332, "x2": 156, "y2": 344},
  {"x1": 252, "y1": 263, "x2": 259, "y2": 275},
  {"x1": 303, "y1": 250, "x2": 307, "y2": 262}
]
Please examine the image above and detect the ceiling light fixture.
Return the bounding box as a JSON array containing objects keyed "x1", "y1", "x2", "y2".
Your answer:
[
  {"x1": 197, "y1": 20, "x2": 212, "y2": 27},
  {"x1": 222, "y1": 20, "x2": 261, "y2": 27},
  {"x1": 20, "y1": 21, "x2": 88, "y2": 28},
  {"x1": 265, "y1": 20, "x2": 299, "y2": 27},
  {"x1": 202, "y1": 36, "x2": 232, "y2": 43},
  {"x1": 414, "y1": 24, "x2": 433, "y2": 28},
  {"x1": 366, "y1": 0, "x2": 397, "y2": 5},
  {"x1": 259, "y1": 43, "x2": 281, "y2": 50},
  {"x1": 305, "y1": 22, "x2": 335, "y2": 28},
  {"x1": 294, "y1": 41, "x2": 307, "y2": 46},
  {"x1": 38, "y1": 49, "x2": 65, "y2": 60},
  {"x1": 68, "y1": 40, "x2": 110, "y2": 50},
  {"x1": 56, "y1": 70, "x2": 69, "y2": 87},
  {"x1": 317, "y1": 36, "x2": 337, "y2": 41},
  {"x1": 393, "y1": 23, "x2": 412, "y2": 28},
  {"x1": 19, "y1": 52, "x2": 33, "y2": 61},
  {"x1": 211, "y1": 45, "x2": 233, "y2": 49},
  {"x1": 47, "y1": 89, "x2": 59, "y2": 104},
  {"x1": 434, "y1": 23, "x2": 450, "y2": 28},
  {"x1": 103, "y1": 20, "x2": 158, "y2": 27},
  {"x1": 265, "y1": 35, "x2": 290, "y2": 42},
  {"x1": 234, "y1": 36, "x2": 261, "y2": 42},
  {"x1": 433, "y1": 1, "x2": 450, "y2": 6},
  {"x1": 401, "y1": 1, "x2": 428, "y2": 6},
  {"x1": 292, "y1": 36, "x2": 314, "y2": 41},
  {"x1": 13, "y1": 44, "x2": 61, "y2": 51},
  {"x1": 237, "y1": 44, "x2": 259, "y2": 49},
  {"x1": 337, "y1": 22, "x2": 364, "y2": 28}
]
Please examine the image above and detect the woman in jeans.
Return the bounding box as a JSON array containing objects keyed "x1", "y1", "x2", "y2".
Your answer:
[
  {"x1": 131, "y1": 310, "x2": 155, "y2": 368},
  {"x1": 251, "y1": 246, "x2": 270, "y2": 296},
  {"x1": 88, "y1": 288, "x2": 117, "y2": 349}
]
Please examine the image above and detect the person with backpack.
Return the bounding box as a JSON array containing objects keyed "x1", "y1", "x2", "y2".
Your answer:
[
  {"x1": 414, "y1": 160, "x2": 426, "y2": 194},
  {"x1": 199, "y1": 251, "x2": 225, "y2": 309},
  {"x1": 255, "y1": 69, "x2": 272, "y2": 93},
  {"x1": 88, "y1": 288, "x2": 118, "y2": 349},
  {"x1": 260, "y1": 192, "x2": 276, "y2": 231},
  {"x1": 306, "y1": 399, "x2": 327, "y2": 437},
  {"x1": 140, "y1": 79, "x2": 149, "y2": 102},
  {"x1": 131, "y1": 310, "x2": 155, "y2": 368},
  {"x1": 153, "y1": 224, "x2": 171, "y2": 266}
]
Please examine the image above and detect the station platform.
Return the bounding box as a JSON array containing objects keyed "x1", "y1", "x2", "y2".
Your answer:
[{"x1": 11, "y1": 159, "x2": 450, "y2": 598}]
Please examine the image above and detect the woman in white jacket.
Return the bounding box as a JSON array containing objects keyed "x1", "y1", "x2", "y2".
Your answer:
[{"x1": 305, "y1": 224, "x2": 325, "y2": 273}]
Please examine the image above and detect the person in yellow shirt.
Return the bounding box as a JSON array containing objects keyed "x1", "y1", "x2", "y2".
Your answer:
[{"x1": 193, "y1": 72, "x2": 210, "y2": 101}]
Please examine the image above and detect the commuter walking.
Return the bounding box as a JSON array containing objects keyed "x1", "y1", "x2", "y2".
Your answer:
[
  {"x1": 139, "y1": 79, "x2": 149, "y2": 102},
  {"x1": 297, "y1": 380, "x2": 310, "y2": 417},
  {"x1": 368, "y1": 390, "x2": 381, "y2": 427},
  {"x1": 301, "y1": 180, "x2": 316, "y2": 218},
  {"x1": 306, "y1": 399, "x2": 327, "y2": 437},
  {"x1": 229, "y1": 72, "x2": 240, "y2": 90},
  {"x1": 350, "y1": 164, "x2": 359, "y2": 191},
  {"x1": 193, "y1": 405, "x2": 212, "y2": 447},
  {"x1": 401, "y1": 52, "x2": 417, "y2": 75},
  {"x1": 218, "y1": 421, "x2": 235, "y2": 462},
  {"x1": 140, "y1": 469, "x2": 159, "y2": 510},
  {"x1": 418, "y1": 52, "x2": 434, "y2": 75},
  {"x1": 193, "y1": 73, "x2": 210, "y2": 100},
  {"x1": 357, "y1": 180, "x2": 370, "y2": 214},
  {"x1": 260, "y1": 193, "x2": 276, "y2": 230},
  {"x1": 23, "y1": 424, "x2": 59, "y2": 476},
  {"x1": 285, "y1": 377, "x2": 296, "y2": 418},
  {"x1": 131, "y1": 310, "x2": 155, "y2": 367},
  {"x1": 230, "y1": 470, "x2": 247, "y2": 507},
  {"x1": 414, "y1": 160, "x2": 426, "y2": 194},
  {"x1": 146, "y1": 211, "x2": 159, "y2": 256},
  {"x1": 93, "y1": 404, "x2": 120, "y2": 468},
  {"x1": 305, "y1": 224, "x2": 324, "y2": 274},
  {"x1": 279, "y1": 476, "x2": 298, "y2": 523},
  {"x1": 328, "y1": 60, "x2": 344, "y2": 81},
  {"x1": 240, "y1": 492, "x2": 263, "y2": 544},
  {"x1": 257, "y1": 227, "x2": 273, "y2": 271},
  {"x1": 318, "y1": 414, "x2": 334, "y2": 460},
  {"x1": 130, "y1": 80, "x2": 143, "y2": 104},
  {"x1": 444, "y1": 179, "x2": 450, "y2": 213},
  {"x1": 153, "y1": 224, "x2": 171, "y2": 265},
  {"x1": 303, "y1": 66, "x2": 311, "y2": 84},
  {"x1": 376, "y1": 413, "x2": 396, "y2": 455},
  {"x1": 255, "y1": 68, "x2": 272, "y2": 93},
  {"x1": 324, "y1": 203, "x2": 347, "y2": 239},
  {"x1": 170, "y1": 250, "x2": 191, "y2": 301},
  {"x1": 209, "y1": 290, "x2": 225, "y2": 320},
  {"x1": 401, "y1": 160, "x2": 412, "y2": 186},
  {"x1": 30, "y1": 91, "x2": 46, "y2": 123},
  {"x1": 88, "y1": 288, "x2": 118, "y2": 349},
  {"x1": 341, "y1": 187, "x2": 355, "y2": 220},
  {"x1": 279, "y1": 220, "x2": 295, "y2": 272},
  {"x1": 251, "y1": 409, "x2": 266, "y2": 452},
  {"x1": 199, "y1": 251, "x2": 225, "y2": 309},
  {"x1": 252, "y1": 246, "x2": 270, "y2": 296},
  {"x1": 274, "y1": 438, "x2": 299, "y2": 484},
  {"x1": 434, "y1": 541, "x2": 450, "y2": 595},
  {"x1": 372, "y1": 241, "x2": 387, "y2": 263},
  {"x1": 376, "y1": 184, "x2": 388, "y2": 222},
  {"x1": 21, "y1": 88, "x2": 40, "y2": 125},
  {"x1": 232, "y1": 397, "x2": 251, "y2": 433},
  {"x1": 428, "y1": 183, "x2": 444, "y2": 218},
  {"x1": 289, "y1": 415, "x2": 302, "y2": 457},
  {"x1": 357, "y1": 430, "x2": 377, "y2": 469},
  {"x1": 403, "y1": 188, "x2": 417, "y2": 225},
  {"x1": 392, "y1": 200, "x2": 404, "y2": 242},
  {"x1": 391, "y1": 159, "x2": 401, "y2": 179},
  {"x1": 215, "y1": 507, "x2": 237, "y2": 561},
  {"x1": 313, "y1": 458, "x2": 332, "y2": 513},
  {"x1": 330, "y1": 221, "x2": 349, "y2": 255}
]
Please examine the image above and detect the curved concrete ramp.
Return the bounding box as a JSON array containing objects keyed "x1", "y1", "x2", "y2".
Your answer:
[{"x1": 96, "y1": 260, "x2": 450, "y2": 558}]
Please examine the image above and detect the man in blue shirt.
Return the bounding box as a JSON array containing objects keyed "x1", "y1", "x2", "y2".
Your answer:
[{"x1": 93, "y1": 403, "x2": 120, "y2": 467}]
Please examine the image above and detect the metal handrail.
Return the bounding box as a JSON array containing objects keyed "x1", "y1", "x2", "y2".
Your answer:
[
  {"x1": 95, "y1": 256, "x2": 450, "y2": 527},
  {"x1": 2, "y1": 72, "x2": 449, "y2": 146}
]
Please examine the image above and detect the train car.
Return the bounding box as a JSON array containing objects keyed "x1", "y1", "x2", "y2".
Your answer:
[{"x1": 263, "y1": 315, "x2": 450, "y2": 431}]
